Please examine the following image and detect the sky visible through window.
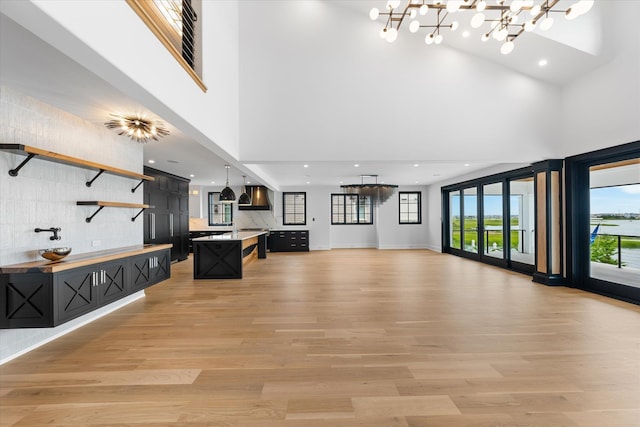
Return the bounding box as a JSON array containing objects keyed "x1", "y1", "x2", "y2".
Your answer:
[{"x1": 590, "y1": 184, "x2": 640, "y2": 215}]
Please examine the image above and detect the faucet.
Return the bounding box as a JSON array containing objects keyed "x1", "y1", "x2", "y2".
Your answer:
[{"x1": 35, "y1": 227, "x2": 61, "y2": 240}]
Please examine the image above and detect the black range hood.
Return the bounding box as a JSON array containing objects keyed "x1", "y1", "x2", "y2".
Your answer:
[{"x1": 238, "y1": 185, "x2": 271, "y2": 210}]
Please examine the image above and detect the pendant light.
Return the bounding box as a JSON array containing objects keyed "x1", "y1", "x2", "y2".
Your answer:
[
  {"x1": 220, "y1": 165, "x2": 236, "y2": 203},
  {"x1": 238, "y1": 175, "x2": 251, "y2": 206}
]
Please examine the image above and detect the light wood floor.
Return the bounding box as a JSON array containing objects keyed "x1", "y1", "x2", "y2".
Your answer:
[{"x1": 1, "y1": 249, "x2": 639, "y2": 426}]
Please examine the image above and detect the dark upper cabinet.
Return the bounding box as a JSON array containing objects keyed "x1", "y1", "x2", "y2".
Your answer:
[{"x1": 143, "y1": 167, "x2": 190, "y2": 262}]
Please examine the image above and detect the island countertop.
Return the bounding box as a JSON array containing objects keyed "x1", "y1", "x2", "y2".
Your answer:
[{"x1": 192, "y1": 231, "x2": 268, "y2": 242}]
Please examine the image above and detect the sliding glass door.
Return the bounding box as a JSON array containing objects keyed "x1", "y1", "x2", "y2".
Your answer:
[
  {"x1": 463, "y1": 187, "x2": 478, "y2": 254},
  {"x1": 509, "y1": 177, "x2": 535, "y2": 267},
  {"x1": 589, "y1": 160, "x2": 640, "y2": 288},
  {"x1": 482, "y1": 182, "x2": 504, "y2": 259}
]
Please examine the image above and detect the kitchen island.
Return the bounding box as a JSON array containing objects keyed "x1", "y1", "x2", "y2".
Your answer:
[{"x1": 192, "y1": 231, "x2": 268, "y2": 279}]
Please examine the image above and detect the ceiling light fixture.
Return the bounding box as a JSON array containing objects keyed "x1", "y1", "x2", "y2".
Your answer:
[
  {"x1": 341, "y1": 174, "x2": 398, "y2": 206},
  {"x1": 104, "y1": 114, "x2": 169, "y2": 143},
  {"x1": 238, "y1": 175, "x2": 252, "y2": 206},
  {"x1": 370, "y1": 0, "x2": 594, "y2": 54},
  {"x1": 219, "y1": 165, "x2": 236, "y2": 204}
]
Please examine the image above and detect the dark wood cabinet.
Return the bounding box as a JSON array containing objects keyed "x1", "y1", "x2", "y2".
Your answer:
[
  {"x1": 130, "y1": 251, "x2": 171, "y2": 293},
  {"x1": 1, "y1": 247, "x2": 171, "y2": 328},
  {"x1": 269, "y1": 230, "x2": 309, "y2": 252},
  {"x1": 144, "y1": 167, "x2": 190, "y2": 262}
]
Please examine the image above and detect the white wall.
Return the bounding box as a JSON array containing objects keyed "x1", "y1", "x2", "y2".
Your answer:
[
  {"x1": 1, "y1": 0, "x2": 241, "y2": 162},
  {"x1": 0, "y1": 86, "x2": 144, "y2": 363},
  {"x1": 560, "y1": 1, "x2": 640, "y2": 155},
  {"x1": 238, "y1": 0, "x2": 561, "y2": 164}
]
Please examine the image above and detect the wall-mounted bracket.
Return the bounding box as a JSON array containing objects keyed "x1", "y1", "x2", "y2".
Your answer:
[
  {"x1": 8, "y1": 153, "x2": 36, "y2": 176},
  {"x1": 86, "y1": 169, "x2": 106, "y2": 187},
  {"x1": 131, "y1": 179, "x2": 145, "y2": 193},
  {"x1": 77, "y1": 201, "x2": 150, "y2": 224},
  {"x1": 131, "y1": 206, "x2": 148, "y2": 222}
]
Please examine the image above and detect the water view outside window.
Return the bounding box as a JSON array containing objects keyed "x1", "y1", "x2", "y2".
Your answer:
[
  {"x1": 509, "y1": 177, "x2": 535, "y2": 265},
  {"x1": 483, "y1": 183, "x2": 503, "y2": 259},
  {"x1": 450, "y1": 191, "x2": 461, "y2": 249},
  {"x1": 463, "y1": 187, "x2": 478, "y2": 253},
  {"x1": 589, "y1": 160, "x2": 640, "y2": 287}
]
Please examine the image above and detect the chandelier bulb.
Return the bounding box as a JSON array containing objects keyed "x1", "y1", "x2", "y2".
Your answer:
[
  {"x1": 434, "y1": 33, "x2": 443, "y2": 44},
  {"x1": 425, "y1": 32, "x2": 435, "y2": 45},
  {"x1": 481, "y1": 32, "x2": 490, "y2": 42},
  {"x1": 369, "y1": 7, "x2": 380, "y2": 20},
  {"x1": 419, "y1": 4, "x2": 429, "y2": 15},
  {"x1": 410, "y1": 9, "x2": 418, "y2": 19},
  {"x1": 500, "y1": 40, "x2": 515, "y2": 54},
  {"x1": 477, "y1": 0, "x2": 487, "y2": 11},
  {"x1": 540, "y1": 16, "x2": 554, "y2": 31},
  {"x1": 379, "y1": 27, "x2": 387, "y2": 39},
  {"x1": 524, "y1": 20, "x2": 536, "y2": 32},
  {"x1": 450, "y1": 21, "x2": 459, "y2": 31},
  {"x1": 530, "y1": 4, "x2": 541, "y2": 15},
  {"x1": 386, "y1": 27, "x2": 398, "y2": 43},
  {"x1": 471, "y1": 12, "x2": 485, "y2": 28},
  {"x1": 409, "y1": 20, "x2": 421, "y2": 33}
]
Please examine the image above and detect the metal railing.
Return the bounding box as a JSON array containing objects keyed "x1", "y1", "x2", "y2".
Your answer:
[{"x1": 592, "y1": 234, "x2": 640, "y2": 269}]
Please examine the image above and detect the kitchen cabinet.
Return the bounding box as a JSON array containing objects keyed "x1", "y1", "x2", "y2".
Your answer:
[
  {"x1": 268, "y1": 230, "x2": 309, "y2": 252},
  {"x1": 130, "y1": 251, "x2": 171, "y2": 292},
  {"x1": 143, "y1": 167, "x2": 190, "y2": 262},
  {"x1": 56, "y1": 259, "x2": 127, "y2": 323},
  {"x1": 0, "y1": 246, "x2": 171, "y2": 328}
]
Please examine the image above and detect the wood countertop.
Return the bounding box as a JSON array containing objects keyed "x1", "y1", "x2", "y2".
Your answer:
[{"x1": 0, "y1": 244, "x2": 173, "y2": 274}]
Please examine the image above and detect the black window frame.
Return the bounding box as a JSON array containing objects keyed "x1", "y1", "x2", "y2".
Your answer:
[
  {"x1": 283, "y1": 192, "x2": 307, "y2": 226},
  {"x1": 331, "y1": 194, "x2": 373, "y2": 225},
  {"x1": 208, "y1": 192, "x2": 233, "y2": 226},
  {"x1": 398, "y1": 191, "x2": 422, "y2": 224}
]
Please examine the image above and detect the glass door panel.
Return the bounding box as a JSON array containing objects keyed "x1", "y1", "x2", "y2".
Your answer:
[
  {"x1": 463, "y1": 187, "x2": 478, "y2": 253},
  {"x1": 589, "y1": 159, "x2": 640, "y2": 287},
  {"x1": 483, "y1": 182, "x2": 504, "y2": 259},
  {"x1": 509, "y1": 177, "x2": 535, "y2": 265},
  {"x1": 449, "y1": 191, "x2": 461, "y2": 249}
]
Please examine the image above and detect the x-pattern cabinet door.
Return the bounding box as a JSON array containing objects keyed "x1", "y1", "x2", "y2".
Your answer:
[{"x1": 55, "y1": 266, "x2": 99, "y2": 324}]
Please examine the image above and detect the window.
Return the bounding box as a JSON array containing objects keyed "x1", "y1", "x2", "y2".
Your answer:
[
  {"x1": 399, "y1": 191, "x2": 421, "y2": 224},
  {"x1": 208, "y1": 192, "x2": 233, "y2": 226},
  {"x1": 331, "y1": 194, "x2": 373, "y2": 224},
  {"x1": 283, "y1": 192, "x2": 306, "y2": 225}
]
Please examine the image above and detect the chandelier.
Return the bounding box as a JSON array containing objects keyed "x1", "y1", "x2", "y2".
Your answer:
[
  {"x1": 369, "y1": 0, "x2": 594, "y2": 54},
  {"x1": 105, "y1": 114, "x2": 169, "y2": 143},
  {"x1": 341, "y1": 175, "x2": 398, "y2": 206}
]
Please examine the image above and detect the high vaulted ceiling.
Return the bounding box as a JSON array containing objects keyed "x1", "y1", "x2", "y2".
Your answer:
[{"x1": 0, "y1": 1, "x2": 621, "y2": 189}]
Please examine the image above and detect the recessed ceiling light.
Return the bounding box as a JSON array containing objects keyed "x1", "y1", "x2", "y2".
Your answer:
[
  {"x1": 211, "y1": 181, "x2": 216, "y2": 184},
  {"x1": 148, "y1": 160, "x2": 155, "y2": 164},
  {"x1": 190, "y1": 174, "x2": 195, "y2": 177},
  {"x1": 415, "y1": 181, "x2": 419, "y2": 184},
  {"x1": 339, "y1": 181, "x2": 344, "y2": 184},
  {"x1": 354, "y1": 164, "x2": 360, "y2": 167},
  {"x1": 303, "y1": 164, "x2": 309, "y2": 168},
  {"x1": 464, "y1": 163, "x2": 470, "y2": 167},
  {"x1": 306, "y1": 181, "x2": 311, "y2": 184},
  {"x1": 538, "y1": 59, "x2": 548, "y2": 67},
  {"x1": 413, "y1": 164, "x2": 419, "y2": 167},
  {"x1": 247, "y1": 181, "x2": 251, "y2": 184},
  {"x1": 462, "y1": 30, "x2": 470, "y2": 38}
]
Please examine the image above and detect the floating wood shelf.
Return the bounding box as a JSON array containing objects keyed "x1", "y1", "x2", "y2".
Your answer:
[
  {"x1": 76, "y1": 201, "x2": 151, "y2": 223},
  {"x1": 0, "y1": 144, "x2": 154, "y2": 192}
]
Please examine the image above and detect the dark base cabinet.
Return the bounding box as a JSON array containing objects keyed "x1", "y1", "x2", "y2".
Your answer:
[
  {"x1": 0, "y1": 248, "x2": 170, "y2": 329},
  {"x1": 268, "y1": 230, "x2": 309, "y2": 252},
  {"x1": 189, "y1": 230, "x2": 226, "y2": 253}
]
